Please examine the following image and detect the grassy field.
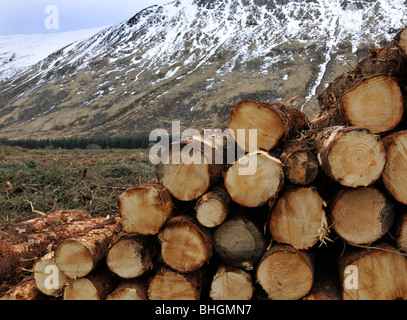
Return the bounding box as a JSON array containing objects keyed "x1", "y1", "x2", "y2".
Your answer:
[{"x1": 0, "y1": 146, "x2": 155, "y2": 225}]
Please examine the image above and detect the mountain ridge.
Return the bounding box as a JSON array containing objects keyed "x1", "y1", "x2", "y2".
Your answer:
[{"x1": 0, "y1": 0, "x2": 406, "y2": 139}]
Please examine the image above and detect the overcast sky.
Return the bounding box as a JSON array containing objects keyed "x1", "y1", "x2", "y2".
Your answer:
[{"x1": 0, "y1": 0, "x2": 173, "y2": 36}]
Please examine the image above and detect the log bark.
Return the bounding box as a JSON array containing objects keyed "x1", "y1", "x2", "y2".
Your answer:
[
  {"x1": 314, "y1": 126, "x2": 386, "y2": 187},
  {"x1": 195, "y1": 186, "x2": 232, "y2": 228},
  {"x1": 224, "y1": 150, "x2": 284, "y2": 208},
  {"x1": 0, "y1": 209, "x2": 88, "y2": 239},
  {"x1": 106, "y1": 278, "x2": 148, "y2": 300},
  {"x1": 226, "y1": 99, "x2": 309, "y2": 152},
  {"x1": 382, "y1": 130, "x2": 407, "y2": 204},
  {"x1": 209, "y1": 266, "x2": 253, "y2": 300},
  {"x1": 106, "y1": 233, "x2": 156, "y2": 279},
  {"x1": 148, "y1": 267, "x2": 203, "y2": 300},
  {"x1": 330, "y1": 187, "x2": 395, "y2": 245},
  {"x1": 158, "y1": 215, "x2": 212, "y2": 273},
  {"x1": 155, "y1": 134, "x2": 226, "y2": 201},
  {"x1": 118, "y1": 182, "x2": 174, "y2": 235},
  {"x1": 0, "y1": 215, "x2": 119, "y2": 284},
  {"x1": 213, "y1": 216, "x2": 266, "y2": 271},
  {"x1": 268, "y1": 187, "x2": 330, "y2": 250},
  {"x1": 280, "y1": 141, "x2": 319, "y2": 186},
  {"x1": 63, "y1": 267, "x2": 119, "y2": 300},
  {"x1": 54, "y1": 217, "x2": 122, "y2": 278},
  {"x1": 339, "y1": 243, "x2": 407, "y2": 300},
  {"x1": 0, "y1": 276, "x2": 45, "y2": 300},
  {"x1": 256, "y1": 244, "x2": 314, "y2": 300},
  {"x1": 33, "y1": 251, "x2": 67, "y2": 297}
]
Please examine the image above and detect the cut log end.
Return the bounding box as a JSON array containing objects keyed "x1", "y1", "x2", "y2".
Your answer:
[
  {"x1": 33, "y1": 252, "x2": 67, "y2": 296},
  {"x1": 341, "y1": 75, "x2": 403, "y2": 134},
  {"x1": 268, "y1": 187, "x2": 329, "y2": 250},
  {"x1": 106, "y1": 237, "x2": 153, "y2": 279},
  {"x1": 282, "y1": 149, "x2": 319, "y2": 185},
  {"x1": 382, "y1": 131, "x2": 407, "y2": 204},
  {"x1": 155, "y1": 135, "x2": 225, "y2": 201},
  {"x1": 55, "y1": 240, "x2": 93, "y2": 279},
  {"x1": 158, "y1": 216, "x2": 212, "y2": 273},
  {"x1": 316, "y1": 126, "x2": 386, "y2": 187},
  {"x1": 195, "y1": 187, "x2": 231, "y2": 228},
  {"x1": 227, "y1": 100, "x2": 285, "y2": 152},
  {"x1": 213, "y1": 216, "x2": 266, "y2": 270},
  {"x1": 224, "y1": 151, "x2": 284, "y2": 208},
  {"x1": 256, "y1": 244, "x2": 314, "y2": 300},
  {"x1": 331, "y1": 187, "x2": 395, "y2": 245},
  {"x1": 118, "y1": 184, "x2": 174, "y2": 235},
  {"x1": 209, "y1": 267, "x2": 253, "y2": 300},
  {"x1": 148, "y1": 269, "x2": 202, "y2": 300},
  {"x1": 340, "y1": 245, "x2": 407, "y2": 300},
  {"x1": 226, "y1": 99, "x2": 309, "y2": 152},
  {"x1": 63, "y1": 268, "x2": 119, "y2": 300},
  {"x1": 394, "y1": 213, "x2": 407, "y2": 253},
  {"x1": 64, "y1": 278, "x2": 101, "y2": 300},
  {"x1": 106, "y1": 279, "x2": 148, "y2": 300},
  {"x1": 196, "y1": 199, "x2": 227, "y2": 228}
]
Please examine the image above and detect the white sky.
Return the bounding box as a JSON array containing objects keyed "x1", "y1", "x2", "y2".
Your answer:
[{"x1": 0, "y1": 0, "x2": 173, "y2": 35}]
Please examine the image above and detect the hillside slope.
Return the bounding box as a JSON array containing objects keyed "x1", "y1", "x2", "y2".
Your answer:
[{"x1": 0, "y1": 0, "x2": 406, "y2": 139}]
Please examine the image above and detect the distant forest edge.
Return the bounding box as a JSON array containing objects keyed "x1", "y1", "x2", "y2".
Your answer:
[{"x1": 0, "y1": 135, "x2": 156, "y2": 150}]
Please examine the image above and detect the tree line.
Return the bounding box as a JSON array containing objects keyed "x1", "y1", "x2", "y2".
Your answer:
[{"x1": 0, "y1": 135, "x2": 153, "y2": 150}]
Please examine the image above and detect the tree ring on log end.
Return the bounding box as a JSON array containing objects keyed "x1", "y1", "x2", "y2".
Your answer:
[
  {"x1": 55, "y1": 240, "x2": 93, "y2": 278},
  {"x1": 382, "y1": 131, "x2": 407, "y2": 204},
  {"x1": 341, "y1": 75, "x2": 403, "y2": 134},
  {"x1": 331, "y1": 187, "x2": 394, "y2": 245}
]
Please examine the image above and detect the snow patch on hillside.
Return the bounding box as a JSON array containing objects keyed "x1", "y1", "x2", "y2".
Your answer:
[{"x1": 0, "y1": 26, "x2": 109, "y2": 81}]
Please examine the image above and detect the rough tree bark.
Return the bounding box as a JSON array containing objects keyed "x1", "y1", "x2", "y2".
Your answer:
[
  {"x1": 0, "y1": 209, "x2": 88, "y2": 239},
  {"x1": 0, "y1": 276, "x2": 45, "y2": 300}
]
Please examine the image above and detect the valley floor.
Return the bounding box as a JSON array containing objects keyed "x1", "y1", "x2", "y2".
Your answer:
[{"x1": 0, "y1": 146, "x2": 154, "y2": 224}]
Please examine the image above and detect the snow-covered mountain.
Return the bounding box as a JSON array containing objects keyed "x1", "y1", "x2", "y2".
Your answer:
[
  {"x1": 0, "y1": 26, "x2": 109, "y2": 81},
  {"x1": 0, "y1": 0, "x2": 406, "y2": 139}
]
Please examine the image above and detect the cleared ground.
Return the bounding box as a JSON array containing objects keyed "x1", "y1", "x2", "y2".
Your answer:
[{"x1": 0, "y1": 146, "x2": 155, "y2": 224}]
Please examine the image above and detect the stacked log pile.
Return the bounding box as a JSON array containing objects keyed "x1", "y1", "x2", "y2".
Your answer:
[{"x1": 1, "y1": 28, "x2": 407, "y2": 301}]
